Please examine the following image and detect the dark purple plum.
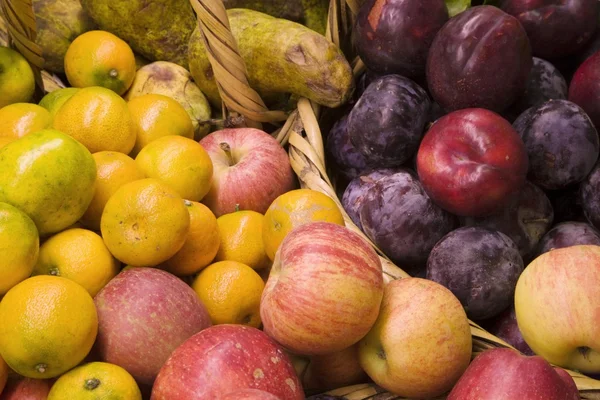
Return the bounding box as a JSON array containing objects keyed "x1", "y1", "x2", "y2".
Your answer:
[
  {"x1": 426, "y1": 6, "x2": 532, "y2": 113},
  {"x1": 569, "y1": 50, "x2": 600, "y2": 130},
  {"x1": 325, "y1": 115, "x2": 369, "y2": 181},
  {"x1": 505, "y1": 57, "x2": 568, "y2": 121},
  {"x1": 501, "y1": 0, "x2": 598, "y2": 59},
  {"x1": 480, "y1": 307, "x2": 535, "y2": 356},
  {"x1": 354, "y1": 69, "x2": 383, "y2": 99},
  {"x1": 359, "y1": 168, "x2": 457, "y2": 276},
  {"x1": 461, "y1": 181, "x2": 553, "y2": 263},
  {"x1": 513, "y1": 99, "x2": 599, "y2": 190},
  {"x1": 426, "y1": 226, "x2": 524, "y2": 320},
  {"x1": 579, "y1": 162, "x2": 600, "y2": 229},
  {"x1": 353, "y1": 0, "x2": 448, "y2": 79},
  {"x1": 341, "y1": 168, "x2": 397, "y2": 231},
  {"x1": 546, "y1": 187, "x2": 586, "y2": 223},
  {"x1": 347, "y1": 75, "x2": 431, "y2": 168},
  {"x1": 536, "y1": 221, "x2": 600, "y2": 256}
]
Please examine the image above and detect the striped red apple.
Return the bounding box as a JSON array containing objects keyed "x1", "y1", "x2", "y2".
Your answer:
[{"x1": 260, "y1": 221, "x2": 384, "y2": 356}]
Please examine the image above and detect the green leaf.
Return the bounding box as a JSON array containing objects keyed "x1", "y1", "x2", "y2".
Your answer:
[{"x1": 445, "y1": 0, "x2": 471, "y2": 17}]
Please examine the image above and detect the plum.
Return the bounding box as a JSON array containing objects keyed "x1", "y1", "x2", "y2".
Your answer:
[
  {"x1": 347, "y1": 75, "x2": 431, "y2": 168},
  {"x1": 426, "y1": 6, "x2": 532, "y2": 113},
  {"x1": 501, "y1": 0, "x2": 598, "y2": 60},
  {"x1": 359, "y1": 168, "x2": 457, "y2": 276},
  {"x1": 461, "y1": 181, "x2": 554, "y2": 263},
  {"x1": 353, "y1": 0, "x2": 448, "y2": 79},
  {"x1": 513, "y1": 99, "x2": 599, "y2": 190},
  {"x1": 426, "y1": 226, "x2": 524, "y2": 320},
  {"x1": 569, "y1": 50, "x2": 600, "y2": 130},
  {"x1": 546, "y1": 187, "x2": 586, "y2": 224},
  {"x1": 579, "y1": 162, "x2": 600, "y2": 230},
  {"x1": 416, "y1": 108, "x2": 529, "y2": 217},
  {"x1": 480, "y1": 306, "x2": 535, "y2": 356},
  {"x1": 506, "y1": 57, "x2": 568, "y2": 121},
  {"x1": 536, "y1": 221, "x2": 600, "y2": 256},
  {"x1": 325, "y1": 115, "x2": 369, "y2": 181},
  {"x1": 341, "y1": 168, "x2": 397, "y2": 231}
]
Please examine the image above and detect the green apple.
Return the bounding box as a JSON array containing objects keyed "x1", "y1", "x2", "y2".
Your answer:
[
  {"x1": 0, "y1": 46, "x2": 35, "y2": 109},
  {"x1": 359, "y1": 277, "x2": 472, "y2": 398},
  {"x1": 515, "y1": 244, "x2": 600, "y2": 373}
]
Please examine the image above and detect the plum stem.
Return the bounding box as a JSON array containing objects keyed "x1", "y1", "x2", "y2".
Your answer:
[
  {"x1": 522, "y1": 217, "x2": 552, "y2": 224},
  {"x1": 219, "y1": 142, "x2": 235, "y2": 166},
  {"x1": 84, "y1": 378, "x2": 101, "y2": 390}
]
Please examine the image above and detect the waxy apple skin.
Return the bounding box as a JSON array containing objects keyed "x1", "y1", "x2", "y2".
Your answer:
[
  {"x1": 151, "y1": 325, "x2": 303, "y2": 400},
  {"x1": 515, "y1": 245, "x2": 600, "y2": 373},
  {"x1": 358, "y1": 278, "x2": 472, "y2": 398},
  {"x1": 416, "y1": 108, "x2": 528, "y2": 217},
  {"x1": 199, "y1": 128, "x2": 296, "y2": 217},
  {"x1": 260, "y1": 221, "x2": 384, "y2": 356},
  {"x1": 447, "y1": 348, "x2": 579, "y2": 400}
]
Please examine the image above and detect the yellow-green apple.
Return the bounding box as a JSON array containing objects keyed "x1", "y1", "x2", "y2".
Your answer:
[
  {"x1": 198, "y1": 128, "x2": 296, "y2": 217},
  {"x1": 260, "y1": 221, "x2": 384, "y2": 355},
  {"x1": 94, "y1": 267, "x2": 212, "y2": 385},
  {"x1": 300, "y1": 344, "x2": 368, "y2": 392},
  {"x1": 447, "y1": 348, "x2": 579, "y2": 400},
  {"x1": 151, "y1": 324, "x2": 304, "y2": 400},
  {"x1": 515, "y1": 245, "x2": 600, "y2": 373},
  {"x1": 358, "y1": 277, "x2": 472, "y2": 398}
]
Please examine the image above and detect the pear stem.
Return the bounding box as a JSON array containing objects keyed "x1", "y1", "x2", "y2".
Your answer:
[{"x1": 219, "y1": 142, "x2": 235, "y2": 166}]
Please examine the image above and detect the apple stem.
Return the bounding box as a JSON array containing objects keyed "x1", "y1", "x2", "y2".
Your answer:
[
  {"x1": 219, "y1": 142, "x2": 235, "y2": 166},
  {"x1": 578, "y1": 346, "x2": 592, "y2": 361},
  {"x1": 84, "y1": 378, "x2": 101, "y2": 390},
  {"x1": 235, "y1": 204, "x2": 240, "y2": 212},
  {"x1": 522, "y1": 217, "x2": 552, "y2": 224},
  {"x1": 377, "y1": 348, "x2": 387, "y2": 360}
]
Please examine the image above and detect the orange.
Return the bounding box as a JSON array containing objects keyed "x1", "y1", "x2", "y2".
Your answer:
[
  {"x1": 38, "y1": 87, "x2": 80, "y2": 118},
  {"x1": 64, "y1": 30, "x2": 136, "y2": 95},
  {"x1": 0, "y1": 103, "x2": 52, "y2": 139},
  {"x1": 161, "y1": 201, "x2": 220, "y2": 276},
  {"x1": 100, "y1": 178, "x2": 190, "y2": 267},
  {"x1": 263, "y1": 189, "x2": 345, "y2": 260},
  {"x1": 0, "y1": 276, "x2": 98, "y2": 379},
  {"x1": 31, "y1": 228, "x2": 120, "y2": 297},
  {"x1": 0, "y1": 137, "x2": 15, "y2": 149},
  {"x1": 47, "y1": 361, "x2": 142, "y2": 400},
  {"x1": 215, "y1": 210, "x2": 270, "y2": 270},
  {"x1": 0, "y1": 46, "x2": 35, "y2": 108},
  {"x1": 191, "y1": 260, "x2": 265, "y2": 327},
  {"x1": 135, "y1": 135, "x2": 213, "y2": 202},
  {"x1": 52, "y1": 86, "x2": 137, "y2": 154},
  {"x1": 0, "y1": 202, "x2": 40, "y2": 296},
  {"x1": 127, "y1": 93, "x2": 195, "y2": 156},
  {"x1": 80, "y1": 151, "x2": 146, "y2": 231}
]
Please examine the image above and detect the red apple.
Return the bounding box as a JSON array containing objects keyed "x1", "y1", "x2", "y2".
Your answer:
[
  {"x1": 94, "y1": 267, "x2": 212, "y2": 385},
  {"x1": 0, "y1": 377, "x2": 52, "y2": 400},
  {"x1": 199, "y1": 128, "x2": 296, "y2": 217},
  {"x1": 569, "y1": 50, "x2": 600, "y2": 131},
  {"x1": 301, "y1": 344, "x2": 369, "y2": 392},
  {"x1": 358, "y1": 277, "x2": 472, "y2": 398},
  {"x1": 151, "y1": 324, "x2": 304, "y2": 400},
  {"x1": 515, "y1": 245, "x2": 600, "y2": 373},
  {"x1": 221, "y1": 389, "x2": 282, "y2": 399},
  {"x1": 416, "y1": 108, "x2": 528, "y2": 217},
  {"x1": 447, "y1": 348, "x2": 579, "y2": 400},
  {"x1": 260, "y1": 222, "x2": 384, "y2": 355}
]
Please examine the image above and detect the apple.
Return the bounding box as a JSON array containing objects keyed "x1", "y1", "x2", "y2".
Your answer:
[
  {"x1": 300, "y1": 344, "x2": 368, "y2": 392},
  {"x1": 151, "y1": 324, "x2": 304, "y2": 400},
  {"x1": 198, "y1": 128, "x2": 296, "y2": 217},
  {"x1": 94, "y1": 267, "x2": 212, "y2": 385},
  {"x1": 515, "y1": 245, "x2": 600, "y2": 373},
  {"x1": 221, "y1": 389, "x2": 282, "y2": 399},
  {"x1": 260, "y1": 221, "x2": 384, "y2": 355},
  {"x1": 416, "y1": 108, "x2": 528, "y2": 217},
  {"x1": 0, "y1": 377, "x2": 53, "y2": 400},
  {"x1": 447, "y1": 348, "x2": 579, "y2": 400},
  {"x1": 358, "y1": 277, "x2": 472, "y2": 398}
]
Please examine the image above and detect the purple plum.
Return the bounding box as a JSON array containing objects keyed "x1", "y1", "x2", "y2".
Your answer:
[
  {"x1": 536, "y1": 221, "x2": 600, "y2": 256},
  {"x1": 579, "y1": 162, "x2": 600, "y2": 230},
  {"x1": 481, "y1": 306, "x2": 535, "y2": 356},
  {"x1": 325, "y1": 115, "x2": 369, "y2": 181}
]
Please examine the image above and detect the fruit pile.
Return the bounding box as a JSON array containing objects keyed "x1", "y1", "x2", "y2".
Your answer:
[{"x1": 1, "y1": 0, "x2": 600, "y2": 398}]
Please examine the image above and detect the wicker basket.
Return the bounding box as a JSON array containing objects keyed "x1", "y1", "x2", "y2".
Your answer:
[{"x1": 2, "y1": 0, "x2": 600, "y2": 398}]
